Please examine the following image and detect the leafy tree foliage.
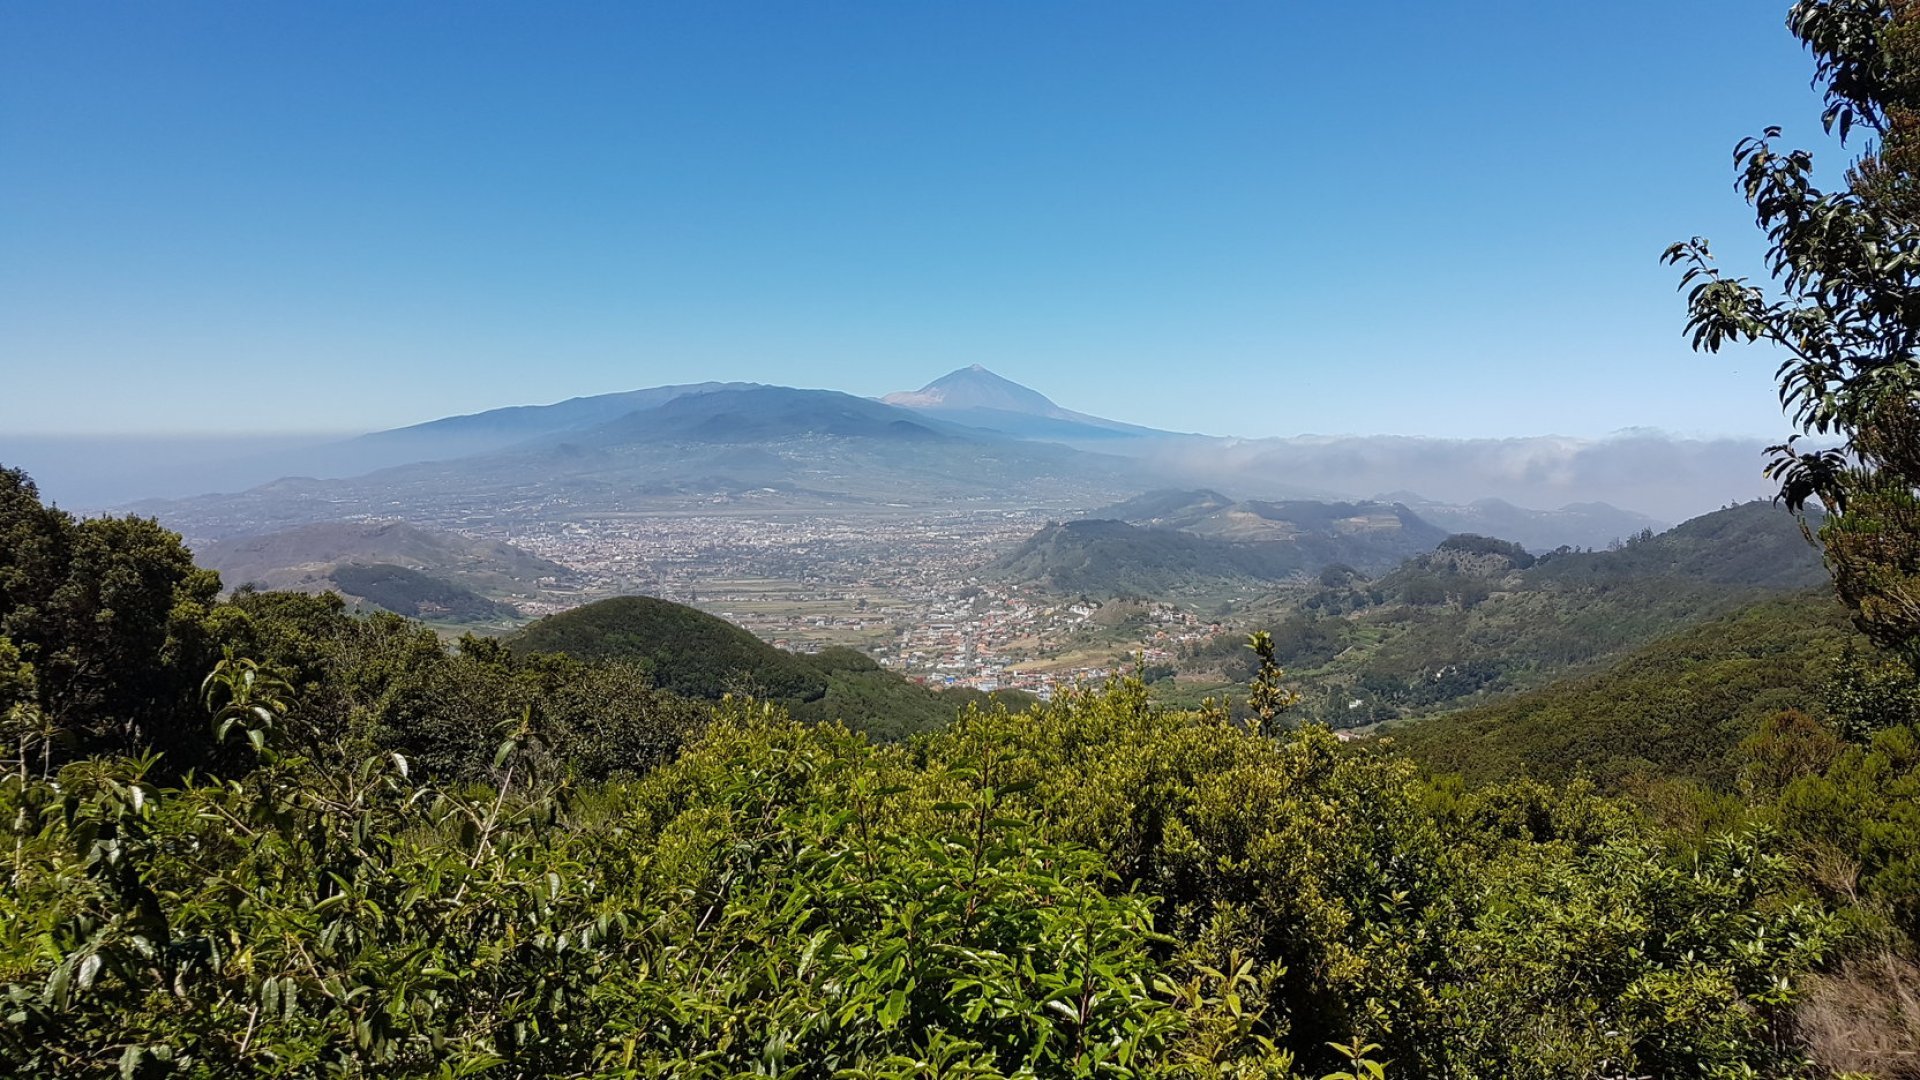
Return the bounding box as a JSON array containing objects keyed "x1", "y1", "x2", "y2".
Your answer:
[
  {"x1": 1668, "y1": 0, "x2": 1920, "y2": 664},
  {"x1": 1435, "y1": 533, "x2": 1536, "y2": 569},
  {"x1": 0, "y1": 467, "x2": 222, "y2": 769},
  {"x1": 1, "y1": 668, "x2": 1844, "y2": 1078},
  {"x1": 0, "y1": 462, "x2": 1891, "y2": 1076}
]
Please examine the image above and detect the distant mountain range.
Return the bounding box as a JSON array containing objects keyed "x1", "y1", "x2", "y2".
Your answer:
[
  {"x1": 314, "y1": 381, "x2": 770, "y2": 475},
  {"x1": 1373, "y1": 494, "x2": 1666, "y2": 553},
  {"x1": 137, "y1": 382, "x2": 1165, "y2": 540},
  {"x1": 3, "y1": 365, "x2": 1784, "y2": 544}
]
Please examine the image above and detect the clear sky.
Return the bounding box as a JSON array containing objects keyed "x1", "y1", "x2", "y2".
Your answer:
[{"x1": 0, "y1": 2, "x2": 1836, "y2": 440}]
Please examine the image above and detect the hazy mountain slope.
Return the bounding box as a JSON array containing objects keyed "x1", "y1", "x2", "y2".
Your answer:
[
  {"x1": 884, "y1": 365, "x2": 1075, "y2": 416},
  {"x1": 25, "y1": 369, "x2": 1800, "y2": 526},
  {"x1": 197, "y1": 520, "x2": 577, "y2": 607},
  {"x1": 1383, "y1": 495, "x2": 1667, "y2": 552},
  {"x1": 1526, "y1": 500, "x2": 1828, "y2": 590},
  {"x1": 580, "y1": 386, "x2": 959, "y2": 444},
  {"x1": 1113, "y1": 488, "x2": 1666, "y2": 553},
  {"x1": 1094, "y1": 489, "x2": 1448, "y2": 545},
  {"x1": 993, "y1": 500, "x2": 1446, "y2": 596},
  {"x1": 1392, "y1": 593, "x2": 1858, "y2": 790},
  {"x1": 883, "y1": 365, "x2": 1170, "y2": 438},
  {"x1": 1092, "y1": 489, "x2": 1238, "y2": 528},
  {"x1": 990, "y1": 520, "x2": 1308, "y2": 596},
  {"x1": 899, "y1": 407, "x2": 1165, "y2": 443},
  {"x1": 299, "y1": 382, "x2": 767, "y2": 475},
  {"x1": 1215, "y1": 433, "x2": 1779, "y2": 525},
  {"x1": 145, "y1": 388, "x2": 1151, "y2": 539}
]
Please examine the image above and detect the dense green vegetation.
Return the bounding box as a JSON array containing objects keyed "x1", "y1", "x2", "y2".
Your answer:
[
  {"x1": 511, "y1": 595, "x2": 832, "y2": 701},
  {"x1": 11, "y1": 441, "x2": 1920, "y2": 1077},
  {"x1": 0, "y1": 640, "x2": 1848, "y2": 1076},
  {"x1": 1394, "y1": 593, "x2": 1863, "y2": 790},
  {"x1": 1174, "y1": 502, "x2": 1831, "y2": 727},
  {"x1": 16, "y1": 4, "x2": 1920, "y2": 1073},
  {"x1": 1668, "y1": 0, "x2": 1920, "y2": 669}
]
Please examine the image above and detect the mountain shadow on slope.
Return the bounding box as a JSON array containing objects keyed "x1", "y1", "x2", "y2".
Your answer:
[
  {"x1": 582, "y1": 387, "x2": 957, "y2": 445},
  {"x1": 327, "y1": 563, "x2": 515, "y2": 622}
]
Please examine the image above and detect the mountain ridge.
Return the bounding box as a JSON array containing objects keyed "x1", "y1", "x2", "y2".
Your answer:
[
  {"x1": 92, "y1": 369, "x2": 1793, "y2": 538},
  {"x1": 882, "y1": 366, "x2": 1174, "y2": 441},
  {"x1": 991, "y1": 499, "x2": 1449, "y2": 596},
  {"x1": 195, "y1": 520, "x2": 580, "y2": 618}
]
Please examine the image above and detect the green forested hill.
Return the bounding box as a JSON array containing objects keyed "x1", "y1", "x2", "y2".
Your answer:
[
  {"x1": 1392, "y1": 592, "x2": 1860, "y2": 789},
  {"x1": 1193, "y1": 502, "x2": 1833, "y2": 726},
  {"x1": 510, "y1": 596, "x2": 830, "y2": 700},
  {"x1": 509, "y1": 595, "x2": 1028, "y2": 739}
]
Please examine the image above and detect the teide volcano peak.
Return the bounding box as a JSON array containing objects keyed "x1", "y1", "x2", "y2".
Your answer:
[
  {"x1": 882, "y1": 365, "x2": 1067, "y2": 416},
  {"x1": 883, "y1": 366, "x2": 1172, "y2": 441}
]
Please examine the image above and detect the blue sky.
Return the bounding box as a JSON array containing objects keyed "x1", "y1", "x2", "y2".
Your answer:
[{"x1": 1, "y1": 2, "x2": 1833, "y2": 439}]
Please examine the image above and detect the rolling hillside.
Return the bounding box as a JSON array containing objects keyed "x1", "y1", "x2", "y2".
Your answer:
[
  {"x1": 1179, "y1": 502, "x2": 1833, "y2": 727},
  {"x1": 1392, "y1": 593, "x2": 1861, "y2": 790},
  {"x1": 196, "y1": 519, "x2": 580, "y2": 620},
  {"x1": 993, "y1": 498, "x2": 1448, "y2": 596},
  {"x1": 509, "y1": 595, "x2": 1029, "y2": 740}
]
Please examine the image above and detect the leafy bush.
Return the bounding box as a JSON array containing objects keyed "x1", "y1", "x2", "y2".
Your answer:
[{"x1": 0, "y1": 667, "x2": 1844, "y2": 1078}]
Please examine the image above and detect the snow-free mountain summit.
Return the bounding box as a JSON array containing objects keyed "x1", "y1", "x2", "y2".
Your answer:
[{"x1": 882, "y1": 366, "x2": 1173, "y2": 442}]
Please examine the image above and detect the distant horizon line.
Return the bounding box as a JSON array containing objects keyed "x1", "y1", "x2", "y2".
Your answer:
[
  {"x1": 0, "y1": 425, "x2": 1792, "y2": 444},
  {"x1": 0, "y1": 366, "x2": 1791, "y2": 444}
]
